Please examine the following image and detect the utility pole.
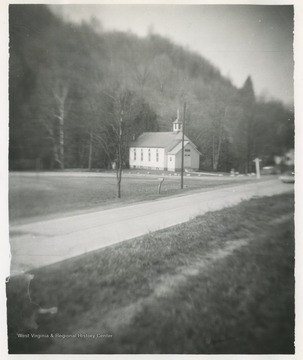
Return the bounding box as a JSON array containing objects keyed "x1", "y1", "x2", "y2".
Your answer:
[
  {"x1": 117, "y1": 110, "x2": 123, "y2": 198},
  {"x1": 181, "y1": 102, "x2": 186, "y2": 189},
  {"x1": 88, "y1": 128, "x2": 93, "y2": 170}
]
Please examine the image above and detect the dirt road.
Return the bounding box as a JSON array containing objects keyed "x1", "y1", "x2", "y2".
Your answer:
[{"x1": 9, "y1": 179, "x2": 293, "y2": 274}]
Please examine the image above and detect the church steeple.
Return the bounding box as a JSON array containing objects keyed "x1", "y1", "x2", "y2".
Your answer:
[{"x1": 173, "y1": 109, "x2": 183, "y2": 132}]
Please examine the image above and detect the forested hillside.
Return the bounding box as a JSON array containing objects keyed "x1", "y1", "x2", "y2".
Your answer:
[{"x1": 9, "y1": 4, "x2": 294, "y2": 172}]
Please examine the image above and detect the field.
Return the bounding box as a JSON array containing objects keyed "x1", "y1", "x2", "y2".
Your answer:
[
  {"x1": 7, "y1": 192, "x2": 294, "y2": 354},
  {"x1": 9, "y1": 171, "x2": 257, "y2": 222}
]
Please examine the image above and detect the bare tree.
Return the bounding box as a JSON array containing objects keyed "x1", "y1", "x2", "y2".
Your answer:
[
  {"x1": 232, "y1": 76, "x2": 256, "y2": 173},
  {"x1": 80, "y1": 84, "x2": 105, "y2": 170},
  {"x1": 36, "y1": 76, "x2": 69, "y2": 170},
  {"x1": 132, "y1": 62, "x2": 151, "y2": 94},
  {"x1": 52, "y1": 83, "x2": 68, "y2": 169},
  {"x1": 212, "y1": 106, "x2": 228, "y2": 171},
  {"x1": 152, "y1": 54, "x2": 173, "y2": 94},
  {"x1": 97, "y1": 85, "x2": 137, "y2": 198}
]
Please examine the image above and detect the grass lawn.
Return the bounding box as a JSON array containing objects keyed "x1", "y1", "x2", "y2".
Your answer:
[
  {"x1": 6, "y1": 192, "x2": 294, "y2": 354},
  {"x1": 9, "y1": 172, "x2": 257, "y2": 222}
]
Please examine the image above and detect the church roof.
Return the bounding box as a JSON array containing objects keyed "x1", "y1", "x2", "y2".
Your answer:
[
  {"x1": 130, "y1": 132, "x2": 201, "y2": 155},
  {"x1": 131, "y1": 132, "x2": 189, "y2": 151},
  {"x1": 168, "y1": 141, "x2": 189, "y2": 155}
]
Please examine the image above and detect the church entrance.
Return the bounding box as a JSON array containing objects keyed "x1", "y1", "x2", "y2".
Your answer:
[{"x1": 184, "y1": 148, "x2": 191, "y2": 168}]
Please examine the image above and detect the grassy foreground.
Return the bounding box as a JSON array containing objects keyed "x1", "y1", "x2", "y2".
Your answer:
[
  {"x1": 6, "y1": 192, "x2": 294, "y2": 354},
  {"x1": 9, "y1": 172, "x2": 256, "y2": 222}
]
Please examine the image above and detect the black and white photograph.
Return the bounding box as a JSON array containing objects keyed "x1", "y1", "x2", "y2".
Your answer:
[{"x1": 2, "y1": 0, "x2": 299, "y2": 356}]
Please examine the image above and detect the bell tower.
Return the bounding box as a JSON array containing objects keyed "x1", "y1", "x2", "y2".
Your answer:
[{"x1": 173, "y1": 109, "x2": 183, "y2": 132}]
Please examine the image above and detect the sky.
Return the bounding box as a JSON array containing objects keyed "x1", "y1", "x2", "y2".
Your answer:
[{"x1": 49, "y1": 4, "x2": 294, "y2": 105}]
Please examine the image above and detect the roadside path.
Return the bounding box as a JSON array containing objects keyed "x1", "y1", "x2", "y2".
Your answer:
[{"x1": 9, "y1": 179, "x2": 293, "y2": 274}]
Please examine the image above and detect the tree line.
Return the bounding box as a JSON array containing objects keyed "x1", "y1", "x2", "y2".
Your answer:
[{"x1": 9, "y1": 4, "x2": 294, "y2": 175}]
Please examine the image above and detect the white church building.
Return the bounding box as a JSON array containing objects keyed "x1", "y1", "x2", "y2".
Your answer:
[{"x1": 129, "y1": 113, "x2": 201, "y2": 172}]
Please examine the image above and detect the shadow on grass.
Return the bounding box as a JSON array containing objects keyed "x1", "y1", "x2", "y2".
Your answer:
[{"x1": 6, "y1": 192, "x2": 294, "y2": 354}]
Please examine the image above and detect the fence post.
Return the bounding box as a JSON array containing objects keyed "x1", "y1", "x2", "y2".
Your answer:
[{"x1": 158, "y1": 177, "x2": 164, "y2": 194}]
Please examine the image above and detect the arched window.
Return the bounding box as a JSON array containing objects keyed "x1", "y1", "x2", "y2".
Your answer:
[
  {"x1": 156, "y1": 149, "x2": 159, "y2": 162},
  {"x1": 148, "y1": 149, "x2": 151, "y2": 162}
]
